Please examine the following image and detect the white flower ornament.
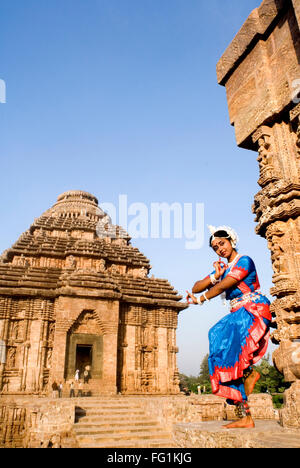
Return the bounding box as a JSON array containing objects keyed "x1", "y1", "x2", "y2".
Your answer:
[{"x1": 208, "y1": 225, "x2": 239, "y2": 248}]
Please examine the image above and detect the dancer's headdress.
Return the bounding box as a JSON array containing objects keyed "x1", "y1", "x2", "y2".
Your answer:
[{"x1": 208, "y1": 225, "x2": 239, "y2": 248}]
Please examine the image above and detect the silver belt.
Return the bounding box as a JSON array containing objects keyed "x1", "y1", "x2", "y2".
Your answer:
[{"x1": 230, "y1": 291, "x2": 261, "y2": 310}]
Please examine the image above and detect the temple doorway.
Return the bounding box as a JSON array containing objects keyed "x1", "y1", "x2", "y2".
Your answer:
[
  {"x1": 65, "y1": 332, "x2": 103, "y2": 380},
  {"x1": 76, "y1": 344, "x2": 92, "y2": 375}
]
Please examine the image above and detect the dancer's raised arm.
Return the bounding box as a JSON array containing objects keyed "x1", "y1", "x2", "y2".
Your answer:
[
  {"x1": 188, "y1": 273, "x2": 238, "y2": 304},
  {"x1": 192, "y1": 276, "x2": 211, "y2": 294},
  {"x1": 192, "y1": 259, "x2": 227, "y2": 294}
]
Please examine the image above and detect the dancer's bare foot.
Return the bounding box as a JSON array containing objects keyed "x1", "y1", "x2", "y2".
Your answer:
[
  {"x1": 244, "y1": 369, "x2": 260, "y2": 396},
  {"x1": 223, "y1": 415, "x2": 255, "y2": 429}
]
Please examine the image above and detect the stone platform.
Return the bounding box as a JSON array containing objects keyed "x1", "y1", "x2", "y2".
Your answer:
[
  {"x1": 1, "y1": 394, "x2": 300, "y2": 448},
  {"x1": 174, "y1": 420, "x2": 300, "y2": 448}
]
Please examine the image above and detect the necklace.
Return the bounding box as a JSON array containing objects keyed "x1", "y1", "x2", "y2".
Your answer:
[{"x1": 226, "y1": 254, "x2": 241, "y2": 269}]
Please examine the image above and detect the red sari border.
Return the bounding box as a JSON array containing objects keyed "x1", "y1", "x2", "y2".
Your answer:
[{"x1": 210, "y1": 300, "x2": 271, "y2": 403}]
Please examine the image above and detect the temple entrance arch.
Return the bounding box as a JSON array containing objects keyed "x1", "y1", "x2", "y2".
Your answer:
[{"x1": 65, "y1": 310, "x2": 103, "y2": 380}]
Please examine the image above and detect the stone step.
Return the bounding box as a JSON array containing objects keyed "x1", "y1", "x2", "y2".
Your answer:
[
  {"x1": 74, "y1": 425, "x2": 167, "y2": 436},
  {"x1": 75, "y1": 406, "x2": 150, "y2": 413},
  {"x1": 73, "y1": 396, "x2": 174, "y2": 448},
  {"x1": 72, "y1": 396, "x2": 153, "y2": 402},
  {"x1": 75, "y1": 402, "x2": 144, "y2": 408},
  {"x1": 75, "y1": 406, "x2": 144, "y2": 413},
  {"x1": 75, "y1": 420, "x2": 160, "y2": 428},
  {"x1": 75, "y1": 409, "x2": 146, "y2": 418},
  {"x1": 76, "y1": 414, "x2": 155, "y2": 423},
  {"x1": 74, "y1": 398, "x2": 144, "y2": 403},
  {"x1": 76, "y1": 430, "x2": 172, "y2": 443},
  {"x1": 79, "y1": 438, "x2": 175, "y2": 448}
]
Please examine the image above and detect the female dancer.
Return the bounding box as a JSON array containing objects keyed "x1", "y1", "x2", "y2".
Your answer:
[{"x1": 186, "y1": 226, "x2": 272, "y2": 429}]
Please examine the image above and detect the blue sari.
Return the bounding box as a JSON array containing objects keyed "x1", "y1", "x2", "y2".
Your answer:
[{"x1": 208, "y1": 255, "x2": 271, "y2": 403}]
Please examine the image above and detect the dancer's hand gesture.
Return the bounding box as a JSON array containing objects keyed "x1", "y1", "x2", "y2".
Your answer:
[
  {"x1": 186, "y1": 291, "x2": 198, "y2": 305},
  {"x1": 213, "y1": 259, "x2": 226, "y2": 280}
]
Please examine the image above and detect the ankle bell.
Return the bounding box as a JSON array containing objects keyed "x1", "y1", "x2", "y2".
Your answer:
[
  {"x1": 235, "y1": 401, "x2": 251, "y2": 419},
  {"x1": 243, "y1": 367, "x2": 253, "y2": 381}
]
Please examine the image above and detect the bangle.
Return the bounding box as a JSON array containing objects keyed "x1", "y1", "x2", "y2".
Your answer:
[
  {"x1": 210, "y1": 273, "x2": 219, "y2": 285},
  {"x1": 203, "y1": 292, "x2": 210, "y2": 302}
]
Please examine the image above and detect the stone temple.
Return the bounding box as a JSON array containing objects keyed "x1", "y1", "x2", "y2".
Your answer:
[{"x1": 0, "y1": 190, "x2": 187, "y2": 396}]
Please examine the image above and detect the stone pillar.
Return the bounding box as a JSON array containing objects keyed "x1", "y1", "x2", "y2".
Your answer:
[
  {"x1": 0, "y1": 310, "x2": 10, "y2": 392},
  {"x1": 252, "y1": 119, "x2": 300, "y2": 427},
  {"x1": 157, "y1": 327, "x2": 168, "y2": 392},
  {"x1": 25, "y1": 319, "x2": 44, "y2": 393},
  {"x1": 51, "y1": 327, "x2": 69, "y2": 385},
  {"x1": 100, "y1": 319, "x2": 119, "y2": 394},
  {"x1": 119, "y1": 324, "x2": 135, "y2": 393},
  {"x1": 167, "y1": 326, "x2": 180, "y2": 394},
  {"x1": 216, "y1": 0, "x2": 300, "y2": 427}
]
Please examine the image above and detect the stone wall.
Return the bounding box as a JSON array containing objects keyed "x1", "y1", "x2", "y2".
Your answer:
[
  {"x1": 0, "y1": 397, "x2": 78, "y2": 448},
  {"x1": 127, "y1": 393, "x2": 278, "y2": 432},
  {"x1": 225, "y1": 394, "x2": 278, "y2": 421},
  {"x1": 117, "y1": 304, "x2": 180, "y2": 394},
  {"x1": 0, "y1": 401, "x2": 26, "y2": 448},
  {"x1": 135, "y1": 395, "x2": 224, "y2": 431}
]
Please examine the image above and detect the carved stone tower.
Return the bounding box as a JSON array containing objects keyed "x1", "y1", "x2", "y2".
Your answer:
[
  {"x1": 217, "y1": 0, "x2": 300, "y2": 427},
  {"x1": 0, "y1": 190, "x2": 187, "y2": 396}
]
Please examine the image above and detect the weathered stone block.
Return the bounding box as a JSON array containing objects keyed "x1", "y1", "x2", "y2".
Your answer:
[{"x1": 217, "y1": 0, "x2": 300, "y2": 428}]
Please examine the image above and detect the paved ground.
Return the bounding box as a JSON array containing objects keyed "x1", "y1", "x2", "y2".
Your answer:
[{"x1": 174, "y1": 420, "x2": 300, "y2": 448}]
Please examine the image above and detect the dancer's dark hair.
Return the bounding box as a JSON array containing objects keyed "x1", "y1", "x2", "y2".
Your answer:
[{"x1": 209, "y1": 230, "x2": 232, "y2": 247}]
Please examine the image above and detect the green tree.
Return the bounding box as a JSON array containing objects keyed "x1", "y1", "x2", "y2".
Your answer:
[
  {"x1": 198, "y1": 354, "x2": 212, "y2": 393},
  {"x1": 252, "y1": 354, "x2": 289, "y2": 394},
  {"x1": 252, "y1": 354, "x2": 290, "y2": 407},
  {"x1": 179, "y1": 373, "x2": 201, "y2": 394}
]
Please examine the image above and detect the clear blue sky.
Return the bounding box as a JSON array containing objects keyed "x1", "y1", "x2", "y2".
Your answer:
[{"x1": 1, "y1": 0, "x2": 274, "y2": 375}]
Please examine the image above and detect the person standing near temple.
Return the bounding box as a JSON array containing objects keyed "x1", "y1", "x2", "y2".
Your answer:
[
  {"x1": 58, "y1": 382, "x2": 63, "y2": 398},
  {"x1": 51, "y1": 381, "x2": 58, "y2": 398},
  {"x1": 83, "y1": 367, "x2": 90, "y2": 384},
  {"x1": 77, "y1": 381, "x2": 83, "y2": 397},
  {"x1": 186, "y1": 225, "x2": 271, "y2": 428},
  {"x1": 69, "y1": 381, "x2": 75, "y2": 398}
]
